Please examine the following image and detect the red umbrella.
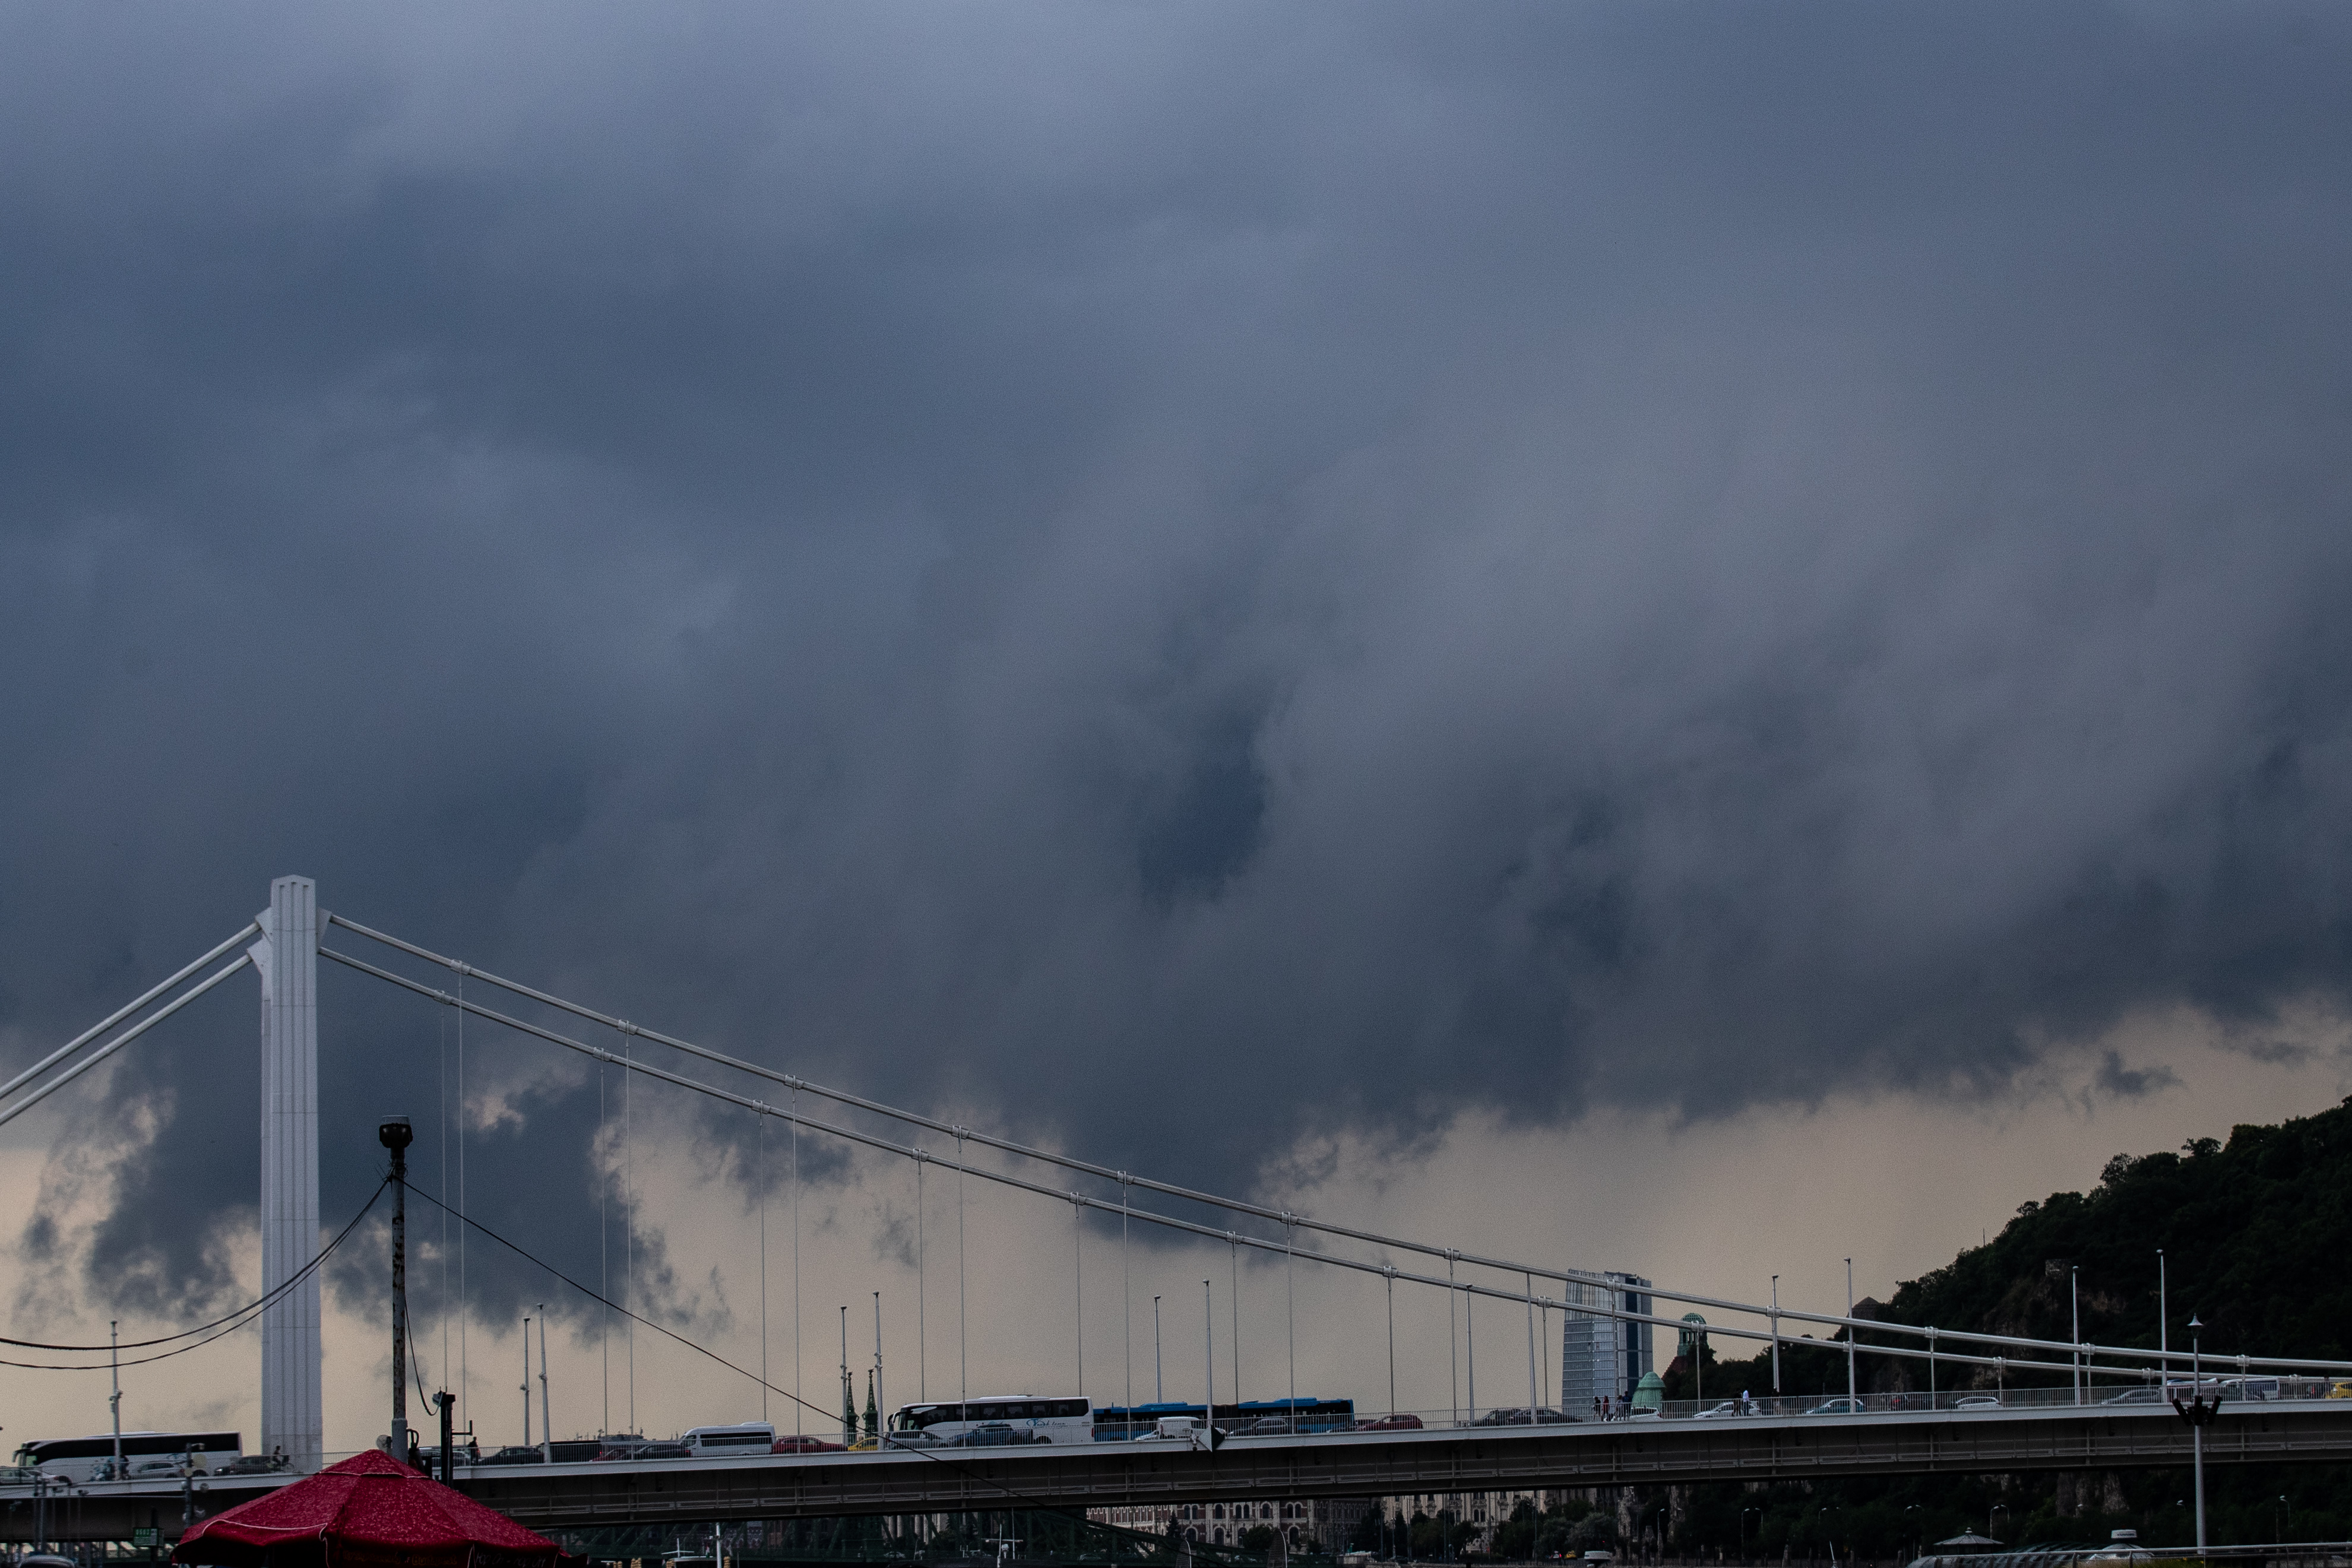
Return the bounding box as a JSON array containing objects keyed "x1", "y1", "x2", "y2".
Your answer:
[{"x1": 173, "y1": 1449, "x2": 565, "y2": 1568}]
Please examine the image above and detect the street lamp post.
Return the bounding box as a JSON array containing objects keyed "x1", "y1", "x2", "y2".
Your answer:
[
  {"x1": 2071, "y1": 1266, "x2": 2082, "y2": 1405},
  {"x1": 1845, "y1": 1259, "x2": 1857, "y2": 1407},
  {"x1": 1153, "y1": 1295, "x2": 1163, "y2": 1404},
  {"x1": 1771, "y1": 1276, "x2": 1781, "y2": 1396},
  {"x1": 2170, "y1": 1315, "x2": 2216, "y2": 1550},
  {"x1": 2157, "y1": 1250, "x2": 2169, "y2": 1382}
]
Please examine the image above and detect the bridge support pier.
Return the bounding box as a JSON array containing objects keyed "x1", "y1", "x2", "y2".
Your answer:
[{"x1": 254, "y1": 875, "x2": 322, "y2": 1472}]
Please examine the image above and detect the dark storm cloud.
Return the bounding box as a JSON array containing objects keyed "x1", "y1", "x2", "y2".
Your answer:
[{"x1": 4, "y1": 1, "x2": 2352, "y2": 1309}]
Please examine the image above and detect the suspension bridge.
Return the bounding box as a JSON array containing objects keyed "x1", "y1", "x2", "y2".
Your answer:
[{"x1": 5, "y1": 878, "x2": 2350, "y2": 1549}]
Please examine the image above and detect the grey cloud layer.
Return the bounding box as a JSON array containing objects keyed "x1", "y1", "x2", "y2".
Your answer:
[{"x1": 4, "y1": 1, "x2": 2351, "y2": 1313}]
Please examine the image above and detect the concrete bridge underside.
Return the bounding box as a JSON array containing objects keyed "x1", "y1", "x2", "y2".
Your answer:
[{"x1": 12, "y1": 1406, "x2": 2352, "y2": 1542}]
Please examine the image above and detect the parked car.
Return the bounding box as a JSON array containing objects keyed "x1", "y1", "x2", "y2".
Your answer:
[
  {"x1": 1952, "y1": 1396, "x2": 2000, "y2": 1411},
  {"x1": 130, "y1": 1459, "x2": 189, "y2": 1479},
  {"x1": 947, "y1": 1424, "x2": 1044, "y2": 1447},
  {"x1": 547, "y1": 1440, "x2": 603, "y2": 1464},
  {"x1": 1470, "y1": 1407, "x2": 1575, "y2": 1426},
  {"x1": 775, "y1": 1434, "x2": 848, "y2": 1454},
  {"x1": 1693, "y1": 1401, "x2": 1753, "y2": 1420},
  {"x1": 1245, "y1": 1417, "x2": 1295, "y2": 1435},
  {"x1": 214, "y1": 1455, "x2": 286, "y2": 1476},
  {"x1": 0, "y1": 1466, "x2": 42, "y2": 1487},
  {"x1": 1804, "y1": 1399, "x2": 1865, "y2": 1416},
  {"x1": 476, "y1": 1446, "x2": 546, "y2": 1466},
  {"x1": 594, "y1": 1437, "x2": 651, "y2": 1461},
  {"x1": 1357, "y1": 1414, "x2": 1424, "y2": 1432},
  {"x1": 2102, "y1": 1386, "x2": 2164, "y2": 1405},
  {"x1": 637, "y1": 1442, "x2": 693, "y2": 1460},
  {"x1": 882, "y1": 1431, "x2": 943, "y2": 1450}
]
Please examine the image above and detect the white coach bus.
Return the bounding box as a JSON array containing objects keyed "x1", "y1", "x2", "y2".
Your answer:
[
  {"x1": 887, "y1": 1396, "x2": 1093, "y2": 1447},
  {"x1": 13, "y1": 1431, "x2": 242, "y2": 1483},
  {"x1": 682, "y1": 1423, "x2": 776, "y2": 1458}
]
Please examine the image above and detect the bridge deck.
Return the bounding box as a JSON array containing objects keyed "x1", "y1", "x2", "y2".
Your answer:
[{"x1": 12, "y1": 1404, "x2": 2351, "y2": 1542}]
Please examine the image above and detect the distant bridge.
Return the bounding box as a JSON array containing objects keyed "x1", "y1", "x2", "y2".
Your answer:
[
  {"x1": 14, "y1": 1403, "x2": 2352, "y2": 1542},
  {"x1": 8, "y1": 875, "x2": 2352, "y2": 1540}
]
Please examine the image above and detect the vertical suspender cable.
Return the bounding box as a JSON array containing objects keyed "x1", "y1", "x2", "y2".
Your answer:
[
  {"x1": 1071, "y1": 1195, "x2": 1084, "y2": 1396},
  {"x1": 916, "y1": 1152, "x2": 926, "y2": 1402},
  {"x1": 1120, "y1": 1177, "x2": 1132, "y2": 1414},
  {"x1": 759, "y1": 1114, "x2": 768, "y2": 1423},
  {"x1": 625, "y1": 1028, "x2": 634, "y2": 1433},
  {"x1": 1386, "y1": 1268, "x2": 1397, "y2": 1420},
  {"x1": 956, "y1": 1130, "x2": 968, "y2": 1407},
  {"x1": 1286, "y1": 1218, "x2": 1296, "y2": 1420},
  {"x1": 599, "y1": 1063, "x2": 608, "y2": 1436},
  {"x1": 1466, "y1": 1273, "x2": 1476, "y2": 1422},
  {"x1": 793, "y1": 1085, "x2": 802, "y2": 1436},
  {"x1": 458, "y1": 968, "x2": 467, "y2": 1433},
  {"x1": 1525, "y1": 1272, "x2": 1537, "y2": 1417},
  {"x1": 440, "y1": 1010, "x2": 450, "y2": 1401},
  {"x1": 1229, "y1": 1234, "x2": 1240, "y2": 1407},
  {"x1": 1448, "y1": 1252, "x2": 1458, "y2": 1427}
]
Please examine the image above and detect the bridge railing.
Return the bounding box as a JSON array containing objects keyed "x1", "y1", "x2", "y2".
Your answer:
[{"x1": 1087, "y1": 1380, "x2": 2351, "y2": 1439}]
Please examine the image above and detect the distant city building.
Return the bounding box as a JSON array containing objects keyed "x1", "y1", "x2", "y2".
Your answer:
[{"x1": 1560, "y1": 1271, "x2": 1652, "y2": 1412}]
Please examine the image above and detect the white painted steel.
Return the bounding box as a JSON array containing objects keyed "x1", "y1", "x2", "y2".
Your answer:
[
  {"x1": 0, "y1": 954, "x2": 252, "y2": 1128},
  {"x1": 0, "y1": 922, "x2": 259, "y2": 1107},
  {"x1": 260, "y1": 876, "x2": 323, "y2": 1474}
]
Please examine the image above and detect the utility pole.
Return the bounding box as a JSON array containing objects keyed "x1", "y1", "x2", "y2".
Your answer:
[
  {"x1": 110, "y1": 1320, "x2": 124, "y2": 1481},
  {"x1": 537, "y1": 1307, "x2": 552, "y2": 1460},
  {"x1": 1154, "y1": 1296, "x2": 1163, "y2": 1404},
  {"x1": 873, "y1": 1291, "x2": 885, "y2": 1439},
  {"x1": 521, "y1": 1316, "x2": 533, "y2": 1448},
  {"x1": 380, "y1": 1117, "x2": 414, "y2": 1462}
]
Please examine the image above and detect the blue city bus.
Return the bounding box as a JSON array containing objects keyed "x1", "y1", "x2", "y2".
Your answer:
[{"x1": 1093, "y1": 1398, "x2": 1354, "y2": 1440}]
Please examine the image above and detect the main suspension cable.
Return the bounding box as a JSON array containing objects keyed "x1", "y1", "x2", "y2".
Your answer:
[{"x1": 319, "y1": 941, "x2": 2161, "y2": 1379}]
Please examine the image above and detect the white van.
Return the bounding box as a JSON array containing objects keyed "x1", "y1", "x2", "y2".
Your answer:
[{"x1": 682, "y1": 1423, "x2": 775, "y2": 1458}]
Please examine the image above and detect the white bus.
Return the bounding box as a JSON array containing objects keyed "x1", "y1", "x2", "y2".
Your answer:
[
  {"x1": 12, "y1": 1431, "x2": 242, "y2": 1484},
  {"x1": 887, "y1": 1397, "x2": 1093, "y2": 1447},
  {"x1": 682, "y1": 1423, "x2": 775, "y2": 1458}
]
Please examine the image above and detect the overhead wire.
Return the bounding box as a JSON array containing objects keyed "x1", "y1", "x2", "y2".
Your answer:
[{"x1": 0, "y1": 1179, "x2": 387, "y2": 1370}]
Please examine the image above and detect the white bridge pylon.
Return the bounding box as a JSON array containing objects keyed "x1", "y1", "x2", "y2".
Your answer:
[{"x1": 6, "y1": 874, "x2": 2352, "y2": 1478}]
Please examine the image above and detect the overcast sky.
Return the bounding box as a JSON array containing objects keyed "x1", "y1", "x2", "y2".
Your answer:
[{"x1": 4, "y1": 1, "x2": 2351, "y2": 1447}]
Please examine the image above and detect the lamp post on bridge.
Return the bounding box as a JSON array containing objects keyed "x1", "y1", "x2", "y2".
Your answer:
[{"x1": 1844, "y1": 1259, "x2": 1856, "y2": 1407}]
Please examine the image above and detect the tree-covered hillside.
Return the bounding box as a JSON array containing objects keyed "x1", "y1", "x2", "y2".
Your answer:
[{"x1": 1648, "y1": 1097, "x2": 2352, "y2": 1556}]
